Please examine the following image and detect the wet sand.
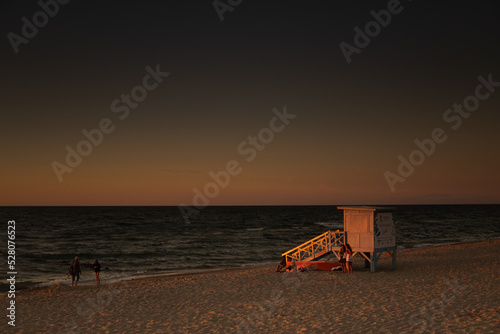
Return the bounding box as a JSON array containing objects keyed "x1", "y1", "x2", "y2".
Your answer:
[{"x1": 6, "y1": 239, "x2": 500, "y2": 333}]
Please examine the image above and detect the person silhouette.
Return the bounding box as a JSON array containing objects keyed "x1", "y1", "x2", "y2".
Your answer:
[
  {"x1": 67, "y1": 257, "x2": 82, "y2": 286},
  {"x1": 345, "y1": 244, "x2": 353, "y2": 274},
  {"x1": 93, "y1": 259, "x2": 101, "y2": 284}
]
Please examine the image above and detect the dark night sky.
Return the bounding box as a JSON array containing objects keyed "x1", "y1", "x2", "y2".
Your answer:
[{"x1": 1, "y1": 1, "x2": 499, "y2": 205}]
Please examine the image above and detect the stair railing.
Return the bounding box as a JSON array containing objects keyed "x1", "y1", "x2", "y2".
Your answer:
[{"x1": 282, "y1": 230, "x2": 346, "y2": 262}]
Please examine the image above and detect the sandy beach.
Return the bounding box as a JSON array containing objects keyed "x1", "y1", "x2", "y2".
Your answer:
[{"x1": 6, "y1": 239, "x2": 500, "y2": 333}]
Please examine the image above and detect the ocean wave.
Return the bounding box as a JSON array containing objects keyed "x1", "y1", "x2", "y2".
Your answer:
[
  {"x1": 314, "y1": 221, "x2": 342, "y2": 229},
  {"x1": 5, "y1": 205, "x2": 500, "y2": 289}
]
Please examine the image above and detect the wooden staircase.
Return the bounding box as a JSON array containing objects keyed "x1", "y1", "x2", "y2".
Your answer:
[{"x1": 282, "y1": 230, "x2": 346, "y2": 262}]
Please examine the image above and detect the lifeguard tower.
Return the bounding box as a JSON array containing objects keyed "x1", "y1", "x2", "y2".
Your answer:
[
  {"x1": 338, "y1": 206, "x2": 396, "y2": 272},
  {"x1": 282, "y1": 206, "x2": 396, "y2": 272}
]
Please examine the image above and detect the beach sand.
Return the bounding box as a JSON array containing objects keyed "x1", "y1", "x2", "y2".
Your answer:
[{"x1": 6, "y1": 239, "x2": 500, "y2": 333}]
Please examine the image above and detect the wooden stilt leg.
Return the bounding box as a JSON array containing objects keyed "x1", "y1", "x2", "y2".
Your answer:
[
  {"x1": 392, "y1": 249, "x2": 397, "y2": 270},
  {"x1": 370, "y1": 252, "x2": 377, "y2": 273}
]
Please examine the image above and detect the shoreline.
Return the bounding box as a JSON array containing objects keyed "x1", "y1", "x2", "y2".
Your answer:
[
  {"x1": 1, "y1": 261, "x2": 278, "y2": 294},
  {"x1": 5, "y1": 236, "x2": 500, "y2": 293},
  {"x1": 8, "y1": 239, "x2": 500, "y2": 332}
]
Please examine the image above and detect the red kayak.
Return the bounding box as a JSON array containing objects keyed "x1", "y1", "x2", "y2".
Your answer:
[{"x1": 286, "y1": 260, "x2": 341, "y2": 271}]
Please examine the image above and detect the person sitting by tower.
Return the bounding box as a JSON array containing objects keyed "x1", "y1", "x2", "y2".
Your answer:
[{"x1": 276, "y1": 256, "x2": 287, "y2": 272}]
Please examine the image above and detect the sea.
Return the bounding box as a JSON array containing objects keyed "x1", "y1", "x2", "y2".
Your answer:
[{"x1": 1, "y1": 205, "x2": 499, "y2": 291}]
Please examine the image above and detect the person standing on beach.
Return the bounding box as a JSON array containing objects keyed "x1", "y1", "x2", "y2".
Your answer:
[
  {"x1": 67, "y1": 257, "x2": 81, "y2": 286},
  {"x1": 339, "y1": 245, "x2": 346, "y2": 273},
  {"x1": 345, "y1": 244, "x2": 353, "y2": 274},
  {"x1": 93, "y1": 259, "x2": 101, "y2": 284}
]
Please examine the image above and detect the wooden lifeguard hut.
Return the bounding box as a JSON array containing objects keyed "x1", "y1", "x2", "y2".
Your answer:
[{"x1": 338, "y1": 206, "x2": 396, "y2": 272}]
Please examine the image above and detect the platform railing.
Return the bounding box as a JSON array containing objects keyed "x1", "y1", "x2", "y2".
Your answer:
[{"x1": 282, "y1": 230, "x2": 345, "y2": 262}]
